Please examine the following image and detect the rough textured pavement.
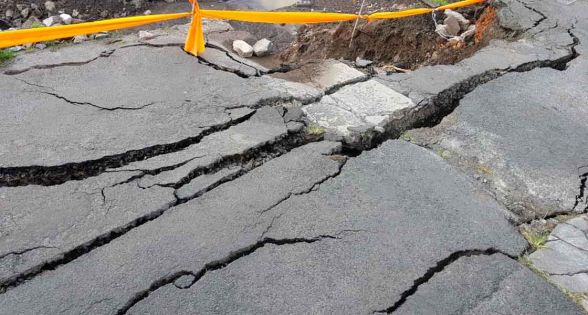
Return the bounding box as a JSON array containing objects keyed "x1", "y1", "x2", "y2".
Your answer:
[{"x1": 1, "y1": 0, "x2": 587, "y2": 314}]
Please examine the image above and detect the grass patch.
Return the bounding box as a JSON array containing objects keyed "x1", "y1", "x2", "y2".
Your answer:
[
  {"x1": 0, "y1": 49, "x2": 16, "y2": 64},
  {"x1": 31, "y1": 23, "x2": 46, "y2": 29},
  {"x1": 435, "y1": 148, "x2": 452, "y2": 160},
  {"x1": 305, "y1": 123, "x2": 326, "y2": 136},
  {"x1": 521, "y1": 229, "x2": 549, "y2": 250},
  {"x1": 566, "y1": 291, "x2": 588, "y2": 307},
  {"x1": 400, "y1": 131, "x2": 414, "y2": 142},
  {"x1": 476, "y1": 164, "x2": 494, "y2": 176},
  {"x1": 430, "y1": 0, "x2": 450, "y2": 6}
]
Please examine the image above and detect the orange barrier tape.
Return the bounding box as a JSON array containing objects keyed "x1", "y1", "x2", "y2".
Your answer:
[
  {"x1": 0, "y1": 12, "x2": 191, "y2": 48},
  {"x1": 368, "y1": 8, "x2": 434, "y2": 21},
  {"x1": 200, "y1": 10, "x2": 359, "y2": 24},
  {"x1": 436, "y1": 0, "x2": 485, "y2": 10},
  {"x1": 0, "y1": 0, "x2": 485, "y2": 55}
]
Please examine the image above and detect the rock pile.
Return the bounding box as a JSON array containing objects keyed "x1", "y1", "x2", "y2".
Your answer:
[
  {"x1": 435, "y1": 9, "x2": 476, "y2": 42},
  {"x1": 232, "y1": 38, "x2": 273, "y2": 58}
]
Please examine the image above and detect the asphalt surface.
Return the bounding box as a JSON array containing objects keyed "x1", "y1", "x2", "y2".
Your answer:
[{"x1": 0, "y1": 0, "x2": 587, "y2": 314}]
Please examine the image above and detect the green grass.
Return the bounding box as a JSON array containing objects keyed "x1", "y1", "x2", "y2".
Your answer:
[
  {"x1": 476, "y1": 164, "x2": 494, "y2": 176},
  {"x1": 521, "y1": 229, "x2": 549, "y2": 250},
  {"x1": 30, "y1": 23, "x2": 46, "y2": 29},
  {"x1": 435, "y1": 148, "x2": 452, "y2": 160},
  {"x1": 305, "y1": 123, "x2": 326, "y2": 136},
  {"x1": 430, "y1": 0, "x2": 450, "y2": 6},
  {"x1": 400, "y1": 131, "x2": 414, "y2": 142},
  {"x1": 0, "y1": 49, "x2": 16, "y2": 64}
]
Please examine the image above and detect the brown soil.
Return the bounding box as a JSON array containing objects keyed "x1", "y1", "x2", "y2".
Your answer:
[
  {"x1": 279, "y1": 5, "x2": 506, "y2": 70},
  {"x1": 0, "y1": 0, "x2": 154, "y2": 23}
]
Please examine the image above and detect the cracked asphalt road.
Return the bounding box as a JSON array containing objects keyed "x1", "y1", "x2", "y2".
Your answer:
[{"x1": 1, "y1": 0, "x2": 587, "y2": 314}]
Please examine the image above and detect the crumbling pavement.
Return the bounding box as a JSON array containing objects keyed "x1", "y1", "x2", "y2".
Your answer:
[{"x1": 1, "y1": 0, "x2": 588, "y2": 313}]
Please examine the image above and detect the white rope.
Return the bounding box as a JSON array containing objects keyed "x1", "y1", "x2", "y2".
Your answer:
[
  {"x1": 349, "y1": 0, "x2": 367, "y2": 48},
  {"x1": 432, "y1": 9, "x2": 458, "y2": 40}
]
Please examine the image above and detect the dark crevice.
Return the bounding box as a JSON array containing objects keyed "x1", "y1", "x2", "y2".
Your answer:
[
  {"x1": 257, "y1": 156, "x2": 348, "y2": 216},
  {"x1": 514, "y1": 0, "x2": 547, "y2": 30},
  {"x1": 204, "y1": 43, "x2": 297, "y2": 77},
  {"x1": 348, "y1": 30, "x2": 579, "y2": 151},
  {"x1": 13, "y1": 77, "x2": 54, "y2": 90},
  {"x1": 41, "y1": 91, "x2": 158, "y2": 111},
  {"x1": 0, "y1": 246, "x2": 57, "y2": 261},
  {"x1": 573, "y1": 166, "x2": 588, "y2": 212},
  {"x1": 0, "y1": 109, "x2": 256, "y2": 187},
  {"x1": 196, "y1": 55, "x2": 250, "y2": 78},
  {"x1": 169, "y1": 133, "x2": 313, "y2": 191},
  {"x1": 548, "y1": 269, "x2": 588, "y2": 277},
  {"x1": 0, "y1": 131, "x2": 321, "y2": 293},
  {"x1": 3, "y1": 49, "x2": 115, "y2": 75},
  {"x1": 224, "y1": 73, "x2": 372, "y2": 113},
  {"x1": 548, "y1": 235, "x2": 588, "y2": 254},
  {"x1": 374, "y1": 249, "x2": 514, "y2": 313},
  {"x1": 324, "y1": 74, "x2": 373, "y2": 95},
  {"x1": 115, "y1": 235, "x2": 339, "y2": 315}
]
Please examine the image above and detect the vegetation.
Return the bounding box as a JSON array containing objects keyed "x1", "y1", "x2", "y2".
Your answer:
[
  {"x1": 0, "y1": 49, "x2": 16, "y2": 64},
  {"x1": 521, "y1": 229, "x2": 549, "y2": 250},
  {"x1": 435, "y1": 148, "x2": 452, "y2": 160},
  {"x1": 430, "y1": 0, "x2": 450, "y2": 6},
  {"x1": 476, "y1": 164, "x2": 494, "y2": 176},
  {"x1": 400, "y1": 131, "x2": 414, "y2": 142},
  {"x1": 305, "y1": 123, "x2": 326, "y2": 136}
]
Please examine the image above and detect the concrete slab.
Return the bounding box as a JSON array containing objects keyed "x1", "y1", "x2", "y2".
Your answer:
[
  {"x1": 395, "y1": 254, "x2": 584, "y2": 315},
  {"x1": 303, "y1": 80, "x2": 415, "y2": 145},
  {"x1": 530, "y1": 215, "x2": 588, "y2": 309},
  {"x1": 407, "y1": 65, "x2": 588, "y2": 221}
]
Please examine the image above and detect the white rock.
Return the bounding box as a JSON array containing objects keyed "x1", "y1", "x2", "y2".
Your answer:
[
  {"x1": 232, "y1": 40, "x2": 254, "y2": 58},
  {"x1": 35, "y1": 43, "x2": 47, "y2": 50},
  {"x1": 253, "y1": 38, "x2": 272, "y2": 57},
  {"x1": 21, "y1": 8, "x2": 30, "y2": 18},
  {"x1": 355, "y1": 57, "x2": 373, "y2": 68},
  {"x1": 131, "y1": 0, "x2": 144, "y2": 9},
  {"x1": 59, "y1": 13, "x2": 73, "y2": 25},
  {"x1": 5, "y1": 9, "x2": 14, "y2": 18},
  {"x1": 72, "y1": 9, "x2": 79, "y2": 17},
  {"x1": 143, "y1": 10, "x2": 152, "y2": 15},
  {"x1": 8, "y1": 46, "x2": 24, "y2": 52},
  {"x1": 73, "y1": 34, "x2": 87, "y2": 44},
  {"x1": 445, "y1": 9, "x2": 470, "y2": 30},
  {"x1": 42, "y1": 16, "x2": 61, "y2": 27},
  {"x1": 435, "y1": 24, "x2": 450, "y2": 38},
  {"x1": 93, "y1": 32, "x2": 110, "y2": 40},
  {"x1": 444, "y1": 16, "x2": 461, "y2": 36},
  {"x1": 460, "y1": 25, "x2": 476, "y2": 40},
  {"x1": 44, "y1": 1, "x2": 56, "y2": 12},
  {"x1": 138, "y1": 30, "x2": 156, "y2": 40}
]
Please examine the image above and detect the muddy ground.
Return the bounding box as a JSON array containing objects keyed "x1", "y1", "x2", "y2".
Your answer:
[
  {"x1": 280, "y1": 5, "x2": 504, "y2": 69},
  {"x1": 2, "y1": 0, "x2": 506, "y2": 71}
]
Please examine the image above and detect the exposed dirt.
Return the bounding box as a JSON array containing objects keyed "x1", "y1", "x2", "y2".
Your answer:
[
  {"x1": 279, "y1": 5, "x2": 507, "y2": 70},
  {"x1": 280, "y1": 0, "x2": 423, "y2": 14},
  {"x1": 0, "y1": 0, "x2": 218, "y2": 28}
]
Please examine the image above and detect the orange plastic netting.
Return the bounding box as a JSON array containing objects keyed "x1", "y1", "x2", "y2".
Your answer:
[{"x1": 0, "y1": 0, "x2": 485, "y2": 56}]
